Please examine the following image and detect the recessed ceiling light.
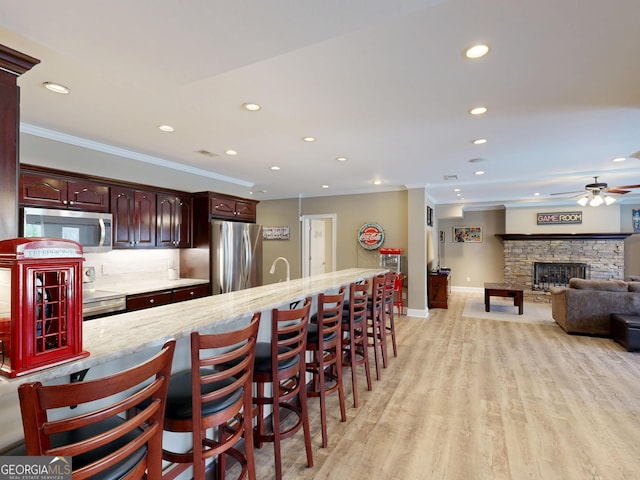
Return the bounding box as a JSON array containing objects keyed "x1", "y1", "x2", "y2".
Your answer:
[
  {"x1": 469, "y1": 106, "x2": 488, "y2": 115},
  {"x1": 302, "y1": 136, "x2": 316, "y2": 142},
  {"x1": 533, "y1": 192, "x2": 540, "y2": 196},
  {"x1": 158, "y1": 125, "x2": 174, "y2": 132},
  {"x1": 336, "y1": 157, "x2": 348, "y2": 162},
  {"x1": 373, "y1": 180, "x2": 382, "y2": 185},
  {"x1": 243, "y1": 103, "x2": 261, "y2": 111},
  {"x1": 472, "y1": 138, "x2": 487, "y2": 145},
  {"x1": 225, "y1": 149, "x2": 238, "y2": 156},
  {"x1": 453, "y1": 188, "x2": 461, "y2": 192},
  {"x1": 612, "y1": 157, "x2": 626, "y2": 162},
  {"x1": 474, "y1": 170, "x2": 485, "y2": 175},
  {"x1": 321, "y1": 185, "x2": 329, "y2": 189},
  {"x1": 270, "y1": 166, "x2": 280, "y2": 171},
  {"x1": 42, "y1": 82, "x2": 70, "y2": 94},
  {"x1": 464, "y1": 44, "x2": 490, "y2": 59}
]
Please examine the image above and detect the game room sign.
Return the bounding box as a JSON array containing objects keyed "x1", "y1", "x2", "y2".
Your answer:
[{"x1": 537, "y1": 211, "x2": 583, "y2": 225}]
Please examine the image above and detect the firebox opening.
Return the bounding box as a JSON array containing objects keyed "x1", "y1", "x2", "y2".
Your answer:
[{"x1": 533, "y1": 262, "x2": 587, "y2": 291}]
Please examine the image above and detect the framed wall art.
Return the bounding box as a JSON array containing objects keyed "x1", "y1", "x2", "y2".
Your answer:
[
  {"x1": 263, "y1": 226, "x2": 290, "y2": 240},
  {"x1": 453, "y1": 226, "x2": 482, "y2": 243}
]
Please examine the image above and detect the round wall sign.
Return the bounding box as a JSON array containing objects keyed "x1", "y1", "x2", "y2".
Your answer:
[{"x1": 358, "y1": 222, "x2": 385, "y2": 250}]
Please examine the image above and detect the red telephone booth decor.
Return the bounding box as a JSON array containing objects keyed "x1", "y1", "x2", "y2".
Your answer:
[{"x1": 0, "y1": 238, "x2": 88, "y2": 378}]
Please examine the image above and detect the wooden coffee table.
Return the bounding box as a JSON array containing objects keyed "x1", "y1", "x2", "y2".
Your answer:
[{"x1": 484, "y1": 283, "x2": 524, "y2": 315}]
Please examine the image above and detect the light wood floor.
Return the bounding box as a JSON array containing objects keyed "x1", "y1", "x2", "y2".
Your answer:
[{"x1": 234, "y1": 292, "x2": 640, "y2": 480}]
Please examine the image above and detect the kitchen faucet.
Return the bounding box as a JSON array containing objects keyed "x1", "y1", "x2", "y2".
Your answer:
[{"x1": 269, "y1": 257, "x2": 290, "y2": 282}]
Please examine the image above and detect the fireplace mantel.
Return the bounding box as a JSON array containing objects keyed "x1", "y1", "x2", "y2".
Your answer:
[{"x1": 497, "y1": 233, "x2": 633, "y2": 241}]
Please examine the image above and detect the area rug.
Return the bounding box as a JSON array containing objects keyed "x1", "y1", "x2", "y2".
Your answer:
[{"x1": 462, "y1": 296, "x2": 555, "y2": 324}]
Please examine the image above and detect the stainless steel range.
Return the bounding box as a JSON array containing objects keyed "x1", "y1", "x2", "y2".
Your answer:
[{"x1": 82, "y1": 266, "x2": 125, "y2": 320}]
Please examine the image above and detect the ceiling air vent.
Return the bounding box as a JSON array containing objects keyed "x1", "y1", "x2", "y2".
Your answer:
[
  {"x1": 195, "y1": 149, "x2": 218, "y2": 157},
  {"x1": 443, "y1": 175, "x2": 458, "y2": 181}
]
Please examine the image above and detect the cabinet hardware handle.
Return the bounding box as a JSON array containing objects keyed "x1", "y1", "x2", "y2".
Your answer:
[
  {"x1": 150, "y1": 299, "x2": 155, "y2": 303},
  {"x1": 63, "y1": 200, "x2": 68, "y2": 204}
]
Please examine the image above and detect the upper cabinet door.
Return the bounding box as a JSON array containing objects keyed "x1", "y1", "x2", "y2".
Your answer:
[
  {"x1": 110, "y1": 187, "x2": 136, "y2": 248},
  {"x1": 134, "y1": 190, "x2": 157, "y2": 247},
  {"x1": 66, "y1": 180, "x2": 109, "y2": 211},
  {"x1": 209, "y1": 197, "x2": 237, "y2": 219},
  {"x1": 234, "y1": 200, "x2": 257, "y2": 221},
  {"x1": 19, "y1": 173, "x2": 67, "y2": 208}
]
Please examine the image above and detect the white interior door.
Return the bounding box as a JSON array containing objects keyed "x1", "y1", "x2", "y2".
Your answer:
[{"x1": 302, "y1": 214, "x2": 336, "y2": 277}]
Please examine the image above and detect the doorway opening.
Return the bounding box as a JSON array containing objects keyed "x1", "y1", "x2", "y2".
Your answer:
[{"x1": 301, "y1": 214, "x2": 336, "y2": 277}]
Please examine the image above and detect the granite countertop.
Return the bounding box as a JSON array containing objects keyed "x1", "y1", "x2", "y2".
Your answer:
[{"x1": 0, "y1": 268, "x2": 386, "y2": 390}]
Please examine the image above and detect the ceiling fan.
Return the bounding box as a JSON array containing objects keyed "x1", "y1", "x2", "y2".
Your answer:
[{"x1": 550, "y1": 176, "x2": 640, "y2": 206}]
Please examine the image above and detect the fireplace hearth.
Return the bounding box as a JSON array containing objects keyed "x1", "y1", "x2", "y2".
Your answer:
[{"x1": 533, "y1": 262, "x2": 587, "y2": 291}]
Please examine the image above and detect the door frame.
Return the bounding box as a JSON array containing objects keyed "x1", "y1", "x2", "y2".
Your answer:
[{"x1": 301, "y1": 214, "x2": 337, "y2": 277}]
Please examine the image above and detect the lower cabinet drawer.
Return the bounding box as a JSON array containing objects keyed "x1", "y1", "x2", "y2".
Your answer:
[
  {"x1": 172, "y1": 284, "x2": 210, "y2": 302},
  {"x1": 126, "y1": 290, "x2": 173, "y2": 311}
]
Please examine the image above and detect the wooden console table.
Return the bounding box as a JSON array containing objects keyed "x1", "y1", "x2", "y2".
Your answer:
[{"x1": 484, "y1": 283, "x2": 524, "y2": 315}]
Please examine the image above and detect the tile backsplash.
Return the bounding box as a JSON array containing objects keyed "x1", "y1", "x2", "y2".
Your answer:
[{"x1": 84, "y1": 249, "x2": 181, "y2": 280}]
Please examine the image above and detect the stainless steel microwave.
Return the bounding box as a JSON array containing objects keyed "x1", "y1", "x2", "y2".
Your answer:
[{"x1": 22, "y1": 207, "x2": 113, "y2": 252}]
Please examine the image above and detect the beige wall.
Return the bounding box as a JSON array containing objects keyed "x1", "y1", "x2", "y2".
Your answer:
[
  {"x1": 257, "y1": 190, "x2": 411, "y2": 288},
  {"x1": 438, "y1": 209, "x2": 506, "y2": 289}
]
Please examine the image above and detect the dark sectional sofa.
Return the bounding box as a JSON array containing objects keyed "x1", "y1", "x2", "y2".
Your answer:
[{"x1": 550, "y1": 278, "x2": 640, "y2": 335}]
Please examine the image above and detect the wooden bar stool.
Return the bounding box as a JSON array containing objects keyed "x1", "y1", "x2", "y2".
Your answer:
[
  {"x1": 341, "y1": 280, "x2": 372, "y2": 408},
  {"x1": 383, "y1": 271, "x2": 399, "y2": 360},
  {"x1": 306, "y1": 286, "x2": 347, "y2": 448},
  {"x1": 253, "y1": 298, "x2": 313, "y2": 480},
  {"x1": 18, "y1": 339, "x2": 176, "y2": 480},
  {"x1": 366, "y1": 274, "x2": 386, "y2": 380},
  {"x1": 159, "y1": 313, "x2": 261, "y2": 480}
]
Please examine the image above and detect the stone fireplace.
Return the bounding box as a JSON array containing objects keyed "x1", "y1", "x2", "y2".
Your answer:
[{"x1": 498, "y1": 233, "x2": 629, "y2": 301}]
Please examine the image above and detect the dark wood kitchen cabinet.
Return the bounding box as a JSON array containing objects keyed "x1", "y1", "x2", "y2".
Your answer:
[
  {"x1": 192, "y1": 192, "x2": 259, "y2": 247},
  {"x1": 19, "y1": 172, "x2": 109, "y2": 212},
  {"x1": 428, "y1": 272, "x2": 449, "y2": 309},
  {"x1": 111, "y1": 187, "x2": 156, "y2": 248},
  {"x1": 156, "y1": 193, "x2": 192, "y2": 248},
  {"x1": 207, "y1": 195, "x2": 257, "y2": 221}
]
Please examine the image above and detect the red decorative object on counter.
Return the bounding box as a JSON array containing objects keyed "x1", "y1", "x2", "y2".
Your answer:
[
  {"x1": 0, "y1": 238, "x2": 88, "y2": 378},
  {"x1": 379, "y1": 248, "x2": 405, "y2": 314}
]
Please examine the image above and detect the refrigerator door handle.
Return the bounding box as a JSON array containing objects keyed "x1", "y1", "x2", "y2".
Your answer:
[
  {"x1": 241, "y1": 228, "x2": 252, "y2": 288},
  {"x1": 222, "y1": 225, "x2": 233, "y2": 293}
]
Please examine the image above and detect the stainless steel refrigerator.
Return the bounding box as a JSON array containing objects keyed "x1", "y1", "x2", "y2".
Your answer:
[{"x1": 209, "y1": 220, "x2": 263, "y2": 294}]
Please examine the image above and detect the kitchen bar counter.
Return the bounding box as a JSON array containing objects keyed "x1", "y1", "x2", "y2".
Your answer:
[{"x1": 0, "y1": 268, "x2": 385, "y2": 451}]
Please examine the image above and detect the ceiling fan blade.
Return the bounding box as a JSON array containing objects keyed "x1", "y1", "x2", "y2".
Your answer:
[
  {"x1": 606, "y1": 188, "x2": 630, "y2": 194},
  {"x1": 608, "y1": 184, "x2": 640, "y2": 190},
  {"x1": 550, "y1": 190, "x2": 585, "y2": 196}
]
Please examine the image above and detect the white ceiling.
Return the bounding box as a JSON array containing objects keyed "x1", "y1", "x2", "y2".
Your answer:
[{"x1": 1, "y1": 0, "x2": 639, "y2": 207}]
